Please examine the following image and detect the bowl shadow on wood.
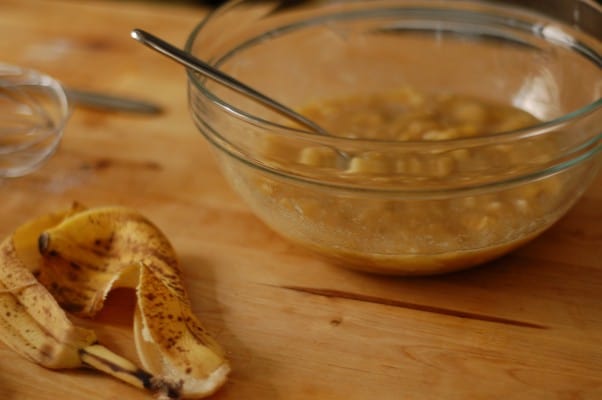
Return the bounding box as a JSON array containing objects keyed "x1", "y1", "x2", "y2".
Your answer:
[{"x1": 272, "y1": 188, "x2": 602, "y2": 333}]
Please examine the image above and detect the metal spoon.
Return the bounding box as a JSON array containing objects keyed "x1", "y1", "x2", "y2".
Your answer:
[{"x1": 130, "y1": 29, "x2": 329, "y2": 135}]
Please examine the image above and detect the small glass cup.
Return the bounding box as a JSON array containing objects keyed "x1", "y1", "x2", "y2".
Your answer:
[{"x1": 1, "y1": 64, "x2": 70, "y2": 178}]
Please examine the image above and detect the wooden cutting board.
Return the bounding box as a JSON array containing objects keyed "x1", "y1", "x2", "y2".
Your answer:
[{"x1": 1, "y1": 1, "x2": 601, "y2": 399}]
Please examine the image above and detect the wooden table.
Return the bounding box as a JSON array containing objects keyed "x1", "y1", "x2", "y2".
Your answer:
[{"x1": 1, "y1": 1, "x2": 601, "y2": 399}]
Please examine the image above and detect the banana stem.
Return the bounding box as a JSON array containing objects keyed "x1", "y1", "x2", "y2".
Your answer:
[{"x1": 79, "y1": 344, "x2": 181, "y2": 399}]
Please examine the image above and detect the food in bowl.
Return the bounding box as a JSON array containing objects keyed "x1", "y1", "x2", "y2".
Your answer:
[
  {"x1": 234, "y1": 88, "x2": 572, "y2": 273},
  {"x1": 187, "y1": 0, "x2": 602, "y2": 274},
  {"x1": 298, "y1": 89, "x2": 539, "y2": 141}
]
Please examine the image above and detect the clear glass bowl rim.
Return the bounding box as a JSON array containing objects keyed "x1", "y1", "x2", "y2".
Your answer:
[
  {"x1": 185, "y1": 0, "x2": 601, "y2": 148},
  {"x1": 185, "y1": 0, "x2": 602, "y2": 197}
]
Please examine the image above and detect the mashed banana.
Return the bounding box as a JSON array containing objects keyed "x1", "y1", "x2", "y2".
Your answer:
[
  {"x1": 300, "y1": 89, "x2": 538, "y2": 141},
  {"x1": 228, "y1": 88, "x2": 570, "y2": 274}
]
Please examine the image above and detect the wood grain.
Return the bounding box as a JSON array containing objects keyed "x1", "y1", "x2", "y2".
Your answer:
[{"x1": 1, "y1": 1, "x2": 601, "y2": 399}]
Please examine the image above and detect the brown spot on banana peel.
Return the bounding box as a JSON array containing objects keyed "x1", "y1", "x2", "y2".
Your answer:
[
  {"x1": 38, "y1": 233, "x2": 51, "y2": 256},
  {"x1": 93, "y1": 233, "x2": 114, "y2": 252},
  {"x1": 38, "y1": 343, "x2": 55, "y2": 362}
]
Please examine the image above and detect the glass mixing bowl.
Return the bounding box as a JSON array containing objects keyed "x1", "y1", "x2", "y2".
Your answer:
[{"x1": 187, "y1": 0, "x2": 601, "y2": 275}]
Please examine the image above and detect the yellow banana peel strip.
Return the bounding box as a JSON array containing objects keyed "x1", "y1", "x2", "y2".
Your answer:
[
  {"x1": 0, "y1": 204, "x2": 96, "y2": 368},
  {"x1": 0, "y1": 236, "x2": 97, "y2": 369},
  {"x1": 0, "y1": 205, "x2": 229, "y2": 399}
]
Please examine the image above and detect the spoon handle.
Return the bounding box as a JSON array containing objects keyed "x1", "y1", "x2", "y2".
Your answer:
[
  {"x1": 130, "y1": 29, "x2": 326, "y2": 135},
  {"x1": 65, "y1": 88, "x2": 162, "y2": 114}
]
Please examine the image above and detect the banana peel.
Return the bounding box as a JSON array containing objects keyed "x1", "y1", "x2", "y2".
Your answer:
[
  {"x1": 0, "y1": 233, "x2": 97, "y2": 369},
  {"x1": 0, "y1": 205, "x2": 178, "y2": 397},
  {"x1": 0, "y1": 204, "x2": 229, "y2": 399}
]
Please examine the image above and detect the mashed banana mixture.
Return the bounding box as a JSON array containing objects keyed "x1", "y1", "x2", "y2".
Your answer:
[
  {"x1": 226, "y1": 88, "x2": 571, "y2": 274},
  {"x1": 300, "y1": 89, "x2": 538, "y2": 141}
]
